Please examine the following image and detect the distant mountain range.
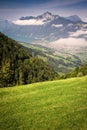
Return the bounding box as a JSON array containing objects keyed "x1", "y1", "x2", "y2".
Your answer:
[{"x1": 0, "y1": 12, "x2": 87, "y2": 50}]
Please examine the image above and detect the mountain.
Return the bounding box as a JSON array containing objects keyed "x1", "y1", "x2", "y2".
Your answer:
[
  {"x1": 0, "y1": 12, "x2": 87, "y2": 45},
  {"x1": 20, "y1": 12, "x2": 56, "y2": 20},
  {"x1": 19, "y1": 12, "x2": 58, "y2": 23},
  {"x1": 37, "y1": 11, "x2": 56, "y2": 20},
  {"x1": 0, "y1": 32, "x2": 57, "y2": 87},
  {"x1": 66, "y1": 15, "x2": 82, "y2": 22}
]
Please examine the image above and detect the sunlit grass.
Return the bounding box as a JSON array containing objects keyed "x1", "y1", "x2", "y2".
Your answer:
[{"x1": 0, "y1": 76, "x2": 87, "y2": 130}]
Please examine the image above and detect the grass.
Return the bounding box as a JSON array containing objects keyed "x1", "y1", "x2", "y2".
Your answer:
[{"x1": 0, "y1": 76, "x2": 87, "y2": 130}]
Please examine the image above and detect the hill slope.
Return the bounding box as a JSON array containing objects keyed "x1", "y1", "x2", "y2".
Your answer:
[
  {"x1": 0, "y1": 32, "x2": 57, "y2": 87},
  {"x1": 62, "y1": 64, "x2": 87, "y2": 79},
  {"x1": 19, "y1": 42, "x2": 85, "y2": 74},
  {"x1": 0, "y1": 76, "x2": 87, "y2": 130}
]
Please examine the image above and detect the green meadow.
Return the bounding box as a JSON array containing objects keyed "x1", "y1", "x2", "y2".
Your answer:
[{"x1": 0, "y1": 76, "x2": 87, "y2": 130}]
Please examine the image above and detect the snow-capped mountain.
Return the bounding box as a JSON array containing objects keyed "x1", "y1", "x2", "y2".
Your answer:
[
  {"x1": 13, "y1": 12, "x2": 58, "y2": 25},
  {"x1": 37, "y1": 12, "x2": 58, "y2": 21},
  {"x1": 13, "y1": 12, "x2": 82, "y2": 26},
  {"x1": 20, "y1": 12, "x2": 58, "y2": 21},
  {"x1": 20, "y1": 12, "x2": 54, "y2": 20},
  {"x1": 0, "y1": 12, "x2": 87, "y2": 49}
]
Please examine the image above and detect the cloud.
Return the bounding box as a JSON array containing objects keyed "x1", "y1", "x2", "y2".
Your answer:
[
  {"x1": 13, "y1": 19, "x2": 45, "y2": 25},
  {"x1": 49, "y1": 27, "x2": 87, "y2": 49},
  {"x1": 70, "y1": 29, "x2": 87, "y2": 37},
  {"x1": 49, "y1": 37, "x2": 87, "y2": 49},
  {"x1": 52, "y1": 24, "x2": 63, "y2": 28}
]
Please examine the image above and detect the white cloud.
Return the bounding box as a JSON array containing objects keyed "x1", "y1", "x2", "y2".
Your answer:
[
  {"x1": 13, "y1": 19, "x2": 45, "y2": 25},
  {"x1": 49, "y1": 37, "x2": 87, "y2": 49},
  {"x1": 82, "y1": 24, "x2": 87, "y2": 27},
  {"x1": 52, "y1": 24, "x2": 63, "y2": 28},
  {"x1": 67, "y1": 23, "x2": 73, "y2": 27},
  {"x1": 70, "y1": 29, "x2": 87, "y2": 37}
]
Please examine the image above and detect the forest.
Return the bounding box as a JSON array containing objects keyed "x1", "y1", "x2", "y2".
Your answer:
[{"x1": 0, "y1": 32, "x2": 57, "y2": 87}]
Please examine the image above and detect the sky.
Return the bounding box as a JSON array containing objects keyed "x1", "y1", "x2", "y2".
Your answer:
[{"x1": 0, "y1": 0, "x2": 87, "y2": 21}]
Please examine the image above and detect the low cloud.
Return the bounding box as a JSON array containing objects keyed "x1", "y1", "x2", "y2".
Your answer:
[
  {"x1": 13, "y1": 19, "x2": 45, "y2": 25},
  {"x1": 70, "y1": 29, "x2": 87, "y2": 37},
  {"x1": 49, "y1": 37, "x2": 87, "y2": 49},
  {"x1": 52, "y1": 24, "x2": 63, "y2": 28}
]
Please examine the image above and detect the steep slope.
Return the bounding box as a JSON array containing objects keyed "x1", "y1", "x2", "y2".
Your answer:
[
  {"x1": 0, "y1": 32, "x2": 57, "y2": 87},
  {"x1": 0, "y1": 76, "x2": 87, "y2": 130}
]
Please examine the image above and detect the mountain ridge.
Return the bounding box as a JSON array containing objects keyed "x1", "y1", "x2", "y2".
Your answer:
[
  {"x1": 18, "y1": 12, "x2": 82, "y2": 24},
  {"x1": 19, "y1": 12, "x2": 59, "y2": 22}
]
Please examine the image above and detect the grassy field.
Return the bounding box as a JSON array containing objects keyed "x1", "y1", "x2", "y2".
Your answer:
[{"x1": 0, "y1": 76, "x2": 87, "y2": 130}]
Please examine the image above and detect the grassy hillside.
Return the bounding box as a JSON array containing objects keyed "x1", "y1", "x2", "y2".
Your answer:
[
  {"x1": 0, "y1": 76, "x2": 87, "y2": 130},
  {"x1": 0, "y1": 32, "x2": 57, "y2": 87},
  {"x1": 19, "y1": 42, "x2": 87, "y2": 74}
]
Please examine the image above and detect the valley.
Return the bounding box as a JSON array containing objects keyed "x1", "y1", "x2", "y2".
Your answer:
[{"x1": 19, "y1": 42, "x2": 87, "y2": 74}]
